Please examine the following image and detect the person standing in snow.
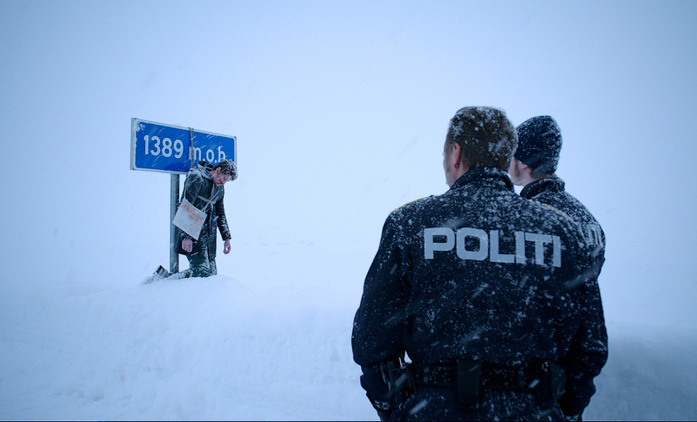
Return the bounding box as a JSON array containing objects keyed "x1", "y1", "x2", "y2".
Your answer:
[
  {"x1": 352, "y1": 106, "x2": 607, "y2": 421},
  {"x1": 150, "y1": 159, "x2": 236, "y2": 281},
  {"x1": 509, "y1": 115, "x2": 608, "y2": 420}
]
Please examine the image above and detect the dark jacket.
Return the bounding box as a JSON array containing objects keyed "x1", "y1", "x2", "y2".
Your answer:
[
  {"x1": 351, "y1": 167, "x2": 606, "y2": 420},
  {"x1": 179, "y1": 162, "x2": 231, "y2": 255},
  {"x1": 520, "y1": 176, "x2": 608, "y2": 417}
]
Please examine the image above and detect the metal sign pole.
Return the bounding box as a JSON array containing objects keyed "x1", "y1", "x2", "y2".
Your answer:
[
  {"x1": 169, "y1": 173, "x2": 180, "y2": 274},
  {"x1": 132, "y1": 118, "x2": 236, "y2": 277}
]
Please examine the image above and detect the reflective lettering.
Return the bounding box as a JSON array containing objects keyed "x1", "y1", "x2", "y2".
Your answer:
[
  {"x1": 424, "y1": 227, "x2": 562, "y2": 267},
  {"x1": 490, "y1": 230, "x2": 515, "y2": 263},
  {"x1": 424, "y1": 228, "x2": 455, "y2": 259},
  {"x1": 525, "y1": 232, "x2": 552, "y2": 265},
  {"x1": 515, "y1": 231, "x2": 526, "y2": 264},
  {"x1": 586, "y1": 224, "x2": 602, "y2": 246},
  {"x1": 456, "y1": 228, "x2": 488, "y2": 261}
]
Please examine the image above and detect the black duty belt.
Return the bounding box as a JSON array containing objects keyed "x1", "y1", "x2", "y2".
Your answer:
[
  {"x1": 411, "y1": 360, "x2": 551, "y2": 391},
  {"x1": 410, "y1": 359, "x2": 564, "y2": 409}
]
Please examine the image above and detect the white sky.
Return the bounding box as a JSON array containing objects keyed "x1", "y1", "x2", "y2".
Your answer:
[{"x1": 1, "y1": 0, "x2": 696, "y2": 328}]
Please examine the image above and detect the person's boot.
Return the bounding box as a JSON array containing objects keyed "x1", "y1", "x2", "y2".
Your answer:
[{"x1": 143, "y1": 265, "x2": 170, "y2": 284}]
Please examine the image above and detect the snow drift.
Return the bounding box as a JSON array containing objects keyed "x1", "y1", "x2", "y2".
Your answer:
[{"x1": 1, "y1": 274, "x2": 695, "y2": 421}]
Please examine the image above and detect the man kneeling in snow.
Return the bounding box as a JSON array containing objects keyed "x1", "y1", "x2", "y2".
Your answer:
[{"x1": 148, "y1": 159, "x2": 236, "y2": 282}]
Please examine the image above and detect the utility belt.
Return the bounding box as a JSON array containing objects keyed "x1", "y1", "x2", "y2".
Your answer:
[{"x1": 410, "y1": 359, "x2": 566, "y2": 409}]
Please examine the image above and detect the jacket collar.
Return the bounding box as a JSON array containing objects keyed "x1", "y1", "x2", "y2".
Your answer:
[
  {"x1": 450, "y1": 166, "x2": 514, "y2": 192},
  {"x1": 520, "y1": 176, "x2": 565, "y2": 199},
  {"x1": 196, "y1": 161, "x2": 215, "y2": 181}
]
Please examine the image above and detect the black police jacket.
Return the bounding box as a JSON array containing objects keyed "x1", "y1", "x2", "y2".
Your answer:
[
  {"x1": 520, "y1": 176, "x2": 608, "y2": 416},
  {"x1": 520, "y1": 176, "x2": 605, "y2": 269},
  {"x1": 352, "y1": 167, "x2": 605, "y2": 415}
]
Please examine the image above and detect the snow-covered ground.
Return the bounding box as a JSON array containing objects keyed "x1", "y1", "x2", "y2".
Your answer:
[
  {"x1": 1, "y1": 240, "x2": 696, "y2": 421},
  {"x1": 2, "y1": 2, "x2": 697, "y2": 420}
]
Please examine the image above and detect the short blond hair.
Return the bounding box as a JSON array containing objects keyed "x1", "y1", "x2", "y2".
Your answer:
[{"x1": 445, "y1": 106, "x2": 518, "y2": 171}]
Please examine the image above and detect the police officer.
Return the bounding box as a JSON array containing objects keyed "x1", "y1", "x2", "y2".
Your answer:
[
  {"x1": 352, "y1": 107, "x2": 607, "y2": 421},
  {"x1": 509, "y1": 115, "x2": 608, "y2": 420}
]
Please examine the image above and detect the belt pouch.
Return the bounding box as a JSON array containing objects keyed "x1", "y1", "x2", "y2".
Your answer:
[
  {"x1": 532, "y1": 362, "x2": 565, "y2": 409},
  {"x1": 456, "y1": 359, "x2": 482, "y2": 408},
  {"x1": 550, "y1": 362, "x2": 566, "y2": 400}
]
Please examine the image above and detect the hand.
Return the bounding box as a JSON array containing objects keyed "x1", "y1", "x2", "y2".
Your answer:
[
  {"x1": 223, "y1": 239, "x2": 231, "y2": 254},
  {"x1": 182, "y1": 238, "x2": 193, "y2": 253}
]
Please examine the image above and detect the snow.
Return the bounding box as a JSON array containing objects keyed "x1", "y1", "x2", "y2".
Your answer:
[
  {"x1": 1, "y1": 253, "x2": 696, "y2": 420},
  {"x1": 0, "y1": 271, "x2": 366, "y2": 420},
  {"x1": 2, "y1": 1, "x2": 697, "y2": 420}
]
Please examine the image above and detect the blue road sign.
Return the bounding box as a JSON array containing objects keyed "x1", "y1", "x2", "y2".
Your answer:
[{"x1": 131, "y1": 118, "x2": 236, "y2": 174}]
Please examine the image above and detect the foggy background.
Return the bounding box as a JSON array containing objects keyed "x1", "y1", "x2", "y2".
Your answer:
[{"x1": 2, "y1": 0, "x2": 696, "y2": 329}]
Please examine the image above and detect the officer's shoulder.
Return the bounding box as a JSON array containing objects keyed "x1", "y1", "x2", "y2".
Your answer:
[
  {"x1": 538, "y1": 202, "x2": 574, "y2": 221},
  {"x1": 391, "y1": 196, "x2": 431, "y2": 213}
]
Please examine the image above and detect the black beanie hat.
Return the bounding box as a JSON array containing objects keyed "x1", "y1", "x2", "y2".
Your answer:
[{"x1": 514, "y1": 115, "x2": 562, "y2": 174}]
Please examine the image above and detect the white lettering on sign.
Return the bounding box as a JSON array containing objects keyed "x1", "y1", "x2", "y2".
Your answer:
[
  {"x1": 424, "y1": 227, "x2": 562, "y2": 267},
  {"x1": 189, "y1": 145, "x2": 227, "y2": 164},
  {"x1": 143, "y1": 136, "x2": 229, "y2": 165},
  {"x1": 143, "y1": 135, "x2": 185, "y2": 159}
]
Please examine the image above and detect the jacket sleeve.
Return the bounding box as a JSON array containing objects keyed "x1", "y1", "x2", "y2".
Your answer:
[
  {"x1": 558, "y1": 262, "x2": 609, "y2": 417},
  {"x1": 214, "y1": 190, "x2": 231, "y2": 240},
  {"x1": 352, "y1": 211, "x2": 411, "y2": 366},
  {"x1": 551, "y1": 216, "x2": 609, "y2": 417},
  {"x1": 352, "y1": 211, "x2": 411, "y2": 403}
]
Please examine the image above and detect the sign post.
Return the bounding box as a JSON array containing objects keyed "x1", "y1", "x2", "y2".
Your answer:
[
  {"x1": 170, "y1": 174, "x2": 180, "y2": 272},
  {"x1": 131, "y1": 118, "x2": 236, "y2": 274}
]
